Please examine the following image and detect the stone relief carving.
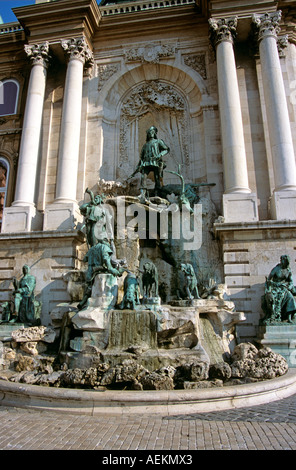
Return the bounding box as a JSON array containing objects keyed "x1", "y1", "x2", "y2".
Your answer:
[
  {"x1": 118, "y1": 80, "x2": 189, "y2": 178},
  {"x1": 183, "y1": 53, "x2": 207, "y2": 79},
  {"x1": 252, "y1": 11, "x2": 282, "y2": 41},
  {"x1": 121, "y1": 80, "x2": 185, "y2": 117},
  {"x1": 97, "y1": 63, "x2": 120, "y2": 91},
  {"x1": 61, "y1": 37, "x2": 94, "y2": 68},
  {"x1": 124, "y1": 43, "x2": 175, "y2": 64},
  {"x1": 277, "y1": 35, "x2": 289, "y2": 57},
  {"x1": 24, "y1": 42, "x2": 50, "y2": 68},
  {"x1": 251, "y1": 12, "x2": 288, "y2": 57},
  {"x1": 209, "y1": 17, "x2": 238, "y2": 47}
]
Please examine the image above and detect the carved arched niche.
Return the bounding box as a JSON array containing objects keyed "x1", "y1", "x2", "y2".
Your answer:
[
  {"x1": 118, "y1": 79, "x2": 190, "y2": 183},
  {"x1": 99, "y1": 63, "x2": 205, "y2": 185}
]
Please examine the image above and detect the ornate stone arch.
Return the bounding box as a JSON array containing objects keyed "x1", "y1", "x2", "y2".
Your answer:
[
  {"x1": 118, "y1": 79, "x2": 191, "y2": 181},
  {"x1": 98, "y1": 63, "x2": 207, "y2": 183}
]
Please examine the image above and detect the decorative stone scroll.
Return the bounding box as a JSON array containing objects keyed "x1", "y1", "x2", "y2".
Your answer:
[
  {"x1": 124, "y1": 43, "x2": 175, "y2": 64},
  {"x1": 24, "y1": 42, "x2": 50, "y2": 68},
  {"x1": 183, "y1": 53, "x2": 207, "y2": 79},
  {"x1": 61, "y1": 37, "x2": 94, "y2": 67},
  {"x1": 97, "y1": 63, "x2": 120, "y2": 91},
  {"x1": 209, "y1": 17, "x2": 238, "y2": 47}
]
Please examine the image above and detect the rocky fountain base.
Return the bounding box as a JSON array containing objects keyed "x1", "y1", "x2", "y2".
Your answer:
[
  {"x1": 0, "y1": 275, "x2": 293, "y2": 416},
  {"x1": 0, "y1": 292, "x2": 289, "y2": 391}
]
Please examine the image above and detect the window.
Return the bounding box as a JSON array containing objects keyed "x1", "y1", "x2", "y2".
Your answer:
[
  {"x1": 0, "y1": 79, "x2": 19, "y2": 116},
  {"x1": 0, "y1": 158, "x2": 9, "y2": 225}
]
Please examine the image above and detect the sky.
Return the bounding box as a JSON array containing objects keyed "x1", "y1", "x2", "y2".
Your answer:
[
  {"x1": 0, "y1": 1, "x2": 36, "y2": 23},
  {"x1": 0, "y1": 0, "x2": 102, "y2": 24}
]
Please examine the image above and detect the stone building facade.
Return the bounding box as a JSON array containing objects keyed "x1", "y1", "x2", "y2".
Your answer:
[{"x1": 0, "y1": 0, "x2": 296, "y2": 343}]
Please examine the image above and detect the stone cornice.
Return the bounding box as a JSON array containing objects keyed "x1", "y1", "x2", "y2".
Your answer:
[
  {"x1": 99, "y1": 0, "x2": 198, "y2": 17},
  {"x1": 0, "y1": 22, "x2": 25, "y2": 50},
  {"x1": 12, "y1": 0, "x2": 101, "y2": 46},
  {"x1": 214, "y1": 220, "x2": 296, "y2": 240},
  {"x1": 0, "y1": 22, "x2": 24, "y2": 36},
  {"x1": 0, "y1": 230, "x2": 85, "y2": 243},
  {"x1": 281, "y1": 22, "x2": 296, "y2": 45},
  {"x1": 208, "y1": 0, "x2": 278, "y2": 19}
]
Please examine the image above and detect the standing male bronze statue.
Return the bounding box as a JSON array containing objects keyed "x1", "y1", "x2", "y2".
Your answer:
[{"x1": 129, "y1": 126, "x2": 170, "y2": 200}]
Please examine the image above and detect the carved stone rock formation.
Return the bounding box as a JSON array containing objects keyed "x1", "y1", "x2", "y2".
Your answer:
[
  {"x1": 3, "y1": 341, "x2": 288, "y2": 390},
  {"x1": 230, "y1": 343, "x2": 288, "y2": 380}
]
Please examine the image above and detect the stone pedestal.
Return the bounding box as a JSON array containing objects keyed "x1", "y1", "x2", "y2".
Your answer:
[
  {"x1": 223, "y1": 193, "x2": 259, "y2": 223},
  {"x1": 67, "y1": 294, "x2": 246, "y2": 370},
  {"x1": 257, "y1": 325, "x2": 296, "y2": 367},
  {"x1": 43, "y1": 202, "x2": 82, "y2": 231},
  {"x1": 2, "y1": 205, "x2": 42, "y2": 232},
  {"x1": 71, "y1": 273, "x2": 118, "y2": 332},
  {"x1": 89, "y1": 274, "x2": 118, "y2": 310},
  {"x1": 270, "y1": 191, "x2": 296, "y2": 221},
  {"x1": 108, "y1": 309, "x2": 158, "y2": 350}
]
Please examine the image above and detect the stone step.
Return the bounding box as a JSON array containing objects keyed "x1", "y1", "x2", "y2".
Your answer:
[{"x1": 0, "y1": 323, "x2": 26, "y2": 341}]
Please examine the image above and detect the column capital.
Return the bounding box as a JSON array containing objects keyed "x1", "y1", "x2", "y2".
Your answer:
[
  {"x1": 24, "y1": 42, "x2": 50, "y2": 68},
  {"x1": 252, "y1": 11, "x2": 282, "y2": 42},
  {"x1": 61, "y1": 37, "x2": 94, "y2": 68},
  {"x1": 209, "y1": 17, "x2": 238, "y2": 48}
]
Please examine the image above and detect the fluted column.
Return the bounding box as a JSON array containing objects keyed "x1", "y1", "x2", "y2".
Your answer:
[
  {"x1": 209, "y1": 18, "x2": 258, "y2": 222},
  {"x1": 253, "y1": 11, "x2": 296, "y2": 220},
  {"x1": 253, "y1": 12, "x2": 296, "y2": 192},
  {"x1": 2, "y1": 43, "x2": 50, "y2": 232},
  {"x1": 209, "y1": 17, "x2": 251, "y2": 194},
  {"x1": 14, "y1": 42, "x2": 50, "y2": 207},
  {"x1": 55, "y1": 37, "x2": 93, "y2": 203},
  {"x1": 43, "y1": 37, "x2": 93, "y2": 231}
]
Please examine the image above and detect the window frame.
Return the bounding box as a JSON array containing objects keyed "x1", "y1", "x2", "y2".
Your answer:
[
  {"x1": 0, "y1": 157, "x2": 10, "y2": 224},
  {"x1": 0, "y1": 78, "x2": 20, "y2": 117}
]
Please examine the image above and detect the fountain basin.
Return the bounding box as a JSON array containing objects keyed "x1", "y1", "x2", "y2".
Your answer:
[{"x1": 1, "y1": 369, "x2": 296, "y2": 416}]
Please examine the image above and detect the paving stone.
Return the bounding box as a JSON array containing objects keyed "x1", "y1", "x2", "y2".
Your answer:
[
  {"x1": 167, "y1": 393, "x2": 296, "y2": 422},
  {"x1": 1, "y1": 393, "x2": 296, "y2": 450}
]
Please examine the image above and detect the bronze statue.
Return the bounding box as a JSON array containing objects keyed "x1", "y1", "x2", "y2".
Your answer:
[
  {"x1": 142, "y1": 261, "x2": 158, "y2": 299},
  {"x1": 180, "y1": 263, "x2": 200, "y2": 300},
  {"x1": 165, "y1": 164, "x2": 215, "y2": 212},
  {"x1": 0, "y1": 301, "x2": 12, "y2": 323},
  {"x1": 78, "y1": 240, "x2": 127, "y2": 311},
  {"x1": 261, "y1": 255, "x2": 296, "y2": 324},
  {"x1": 119, "y1": 273, "x2": 140, "y2": 310},
  {"x1": 128, "y1": 126, "x2": 170, "y2": 200},
  {"x1": 11, "y1": 265, "x2": 41, "y2": 325},
  {"x1": 165, "y1": 164, "x2": 193, "y2": 213},
  {"x1": 79, "y1": 188, "x2": 106, "y2": 248}
]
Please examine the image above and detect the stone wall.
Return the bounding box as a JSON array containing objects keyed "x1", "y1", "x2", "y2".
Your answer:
[
  {"x1": 215, "y1": 221, "x2": 296, "y2": 342},
  {"x1": 0, "y1": 232, "x2": 86, "y2": 325}
]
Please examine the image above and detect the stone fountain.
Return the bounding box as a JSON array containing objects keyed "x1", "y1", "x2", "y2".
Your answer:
[{"x1": 0, "y1": 127, "x2": 289, "y2": 390}]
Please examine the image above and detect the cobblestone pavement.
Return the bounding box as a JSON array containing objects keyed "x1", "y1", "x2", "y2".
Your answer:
[{"x1": 1, "y1": 394, "x2": 296, "y2": 451}]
